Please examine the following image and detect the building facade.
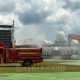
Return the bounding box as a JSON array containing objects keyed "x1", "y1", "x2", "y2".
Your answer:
[
  {"x1": 0, "y1": 25, "x2": 14, "y2": 48},
  {"x1": 42, "y1": 28, "x2": 80, "y2": 60},
  {"x1": 68, "y1": 34, "x2": 80, "y2": 45}
]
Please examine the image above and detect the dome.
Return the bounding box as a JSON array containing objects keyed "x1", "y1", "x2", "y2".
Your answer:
[
  {"x1": 43, "y1": 40, "x2": 52, "y2": 45},
  {"x1": 54, "y1": 47, "x2": 58, "y2": 50},
  {"x1": 54, "y1": 27, "x2": 67, "y2": 46},
  {"x1": 56, "y1": 30, "x2": 66, "y2": 41},
  {"x1": 71, "y1": 39, "x2": 79, "y2": 46},
  {"x1": 58, "y1": 31, "x2": 65, "y2": 37}
]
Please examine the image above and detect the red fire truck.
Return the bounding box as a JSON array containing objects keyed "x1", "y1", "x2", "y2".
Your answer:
[{"x1": 0, "y1": 42, "x2": 43, "y2": 67}]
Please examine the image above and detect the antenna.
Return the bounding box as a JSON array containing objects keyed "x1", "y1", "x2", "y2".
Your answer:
[
  {"x1": 60, "y1": 27, "x2": 62, "y2": 31},
  {"x1": 13, "y1": 19, "x2": 14, "y2": 26},
  {"x1": 12, "y1": 19, "x2": 15, "y2": 49}
]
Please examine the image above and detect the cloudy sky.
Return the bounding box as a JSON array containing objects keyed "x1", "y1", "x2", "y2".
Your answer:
[{"x1": 0, "y1": 0, "x2": 80, "y2": 46}]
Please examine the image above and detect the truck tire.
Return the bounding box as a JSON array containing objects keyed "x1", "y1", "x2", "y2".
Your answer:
[{"x1": 22, "y1": 60, "x2": 32, "y2": 67}]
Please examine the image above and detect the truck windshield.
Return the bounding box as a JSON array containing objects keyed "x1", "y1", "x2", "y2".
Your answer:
[{"x1": 0, "y1": 49, "x2": 3, "y2": 54}]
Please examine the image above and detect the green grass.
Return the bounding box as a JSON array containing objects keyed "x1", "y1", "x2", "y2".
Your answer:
[
  {"x1": 0, "y1": 61, "x2": 80, "y2": 80},
  {"x1": 0, "y1": 60, "x2": 80, "y2": 73},
  {"x1": 0, "y1": 72, "x2": 80, "y2": 80}
]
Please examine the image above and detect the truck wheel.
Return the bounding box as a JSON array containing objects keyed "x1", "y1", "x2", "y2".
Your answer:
[{"x1": 22, "y1": 60, "x2": 32, "y2": 67}]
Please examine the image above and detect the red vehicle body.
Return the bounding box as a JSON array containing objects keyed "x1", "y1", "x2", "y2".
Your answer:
[{"x1": 0, "y1": 42, "x2": 43, "y2": 67}]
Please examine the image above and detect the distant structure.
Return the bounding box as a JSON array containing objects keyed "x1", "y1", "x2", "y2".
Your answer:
[
  {"x1": 0, "y1": 22, "x2": 14, "y2": 48},
  {"x1": 42, "y1": 40, "x2": 52, "y2": 47},
  {"x1": 54, "y1": 27, "x2": 67, "y2": 46},
  {"x1": 68, "y1": 34, "x2": 80, "y2": 45},
  {"x1": 42, "y1": 27, "x2": 80, "y2": 60}
]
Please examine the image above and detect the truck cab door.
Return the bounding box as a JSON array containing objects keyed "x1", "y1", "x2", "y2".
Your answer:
[{"x1": 0, "y1": 48, "x2": 4, "y2": 63}]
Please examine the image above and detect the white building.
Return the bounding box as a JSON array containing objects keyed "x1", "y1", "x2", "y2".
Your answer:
[
  {"x1": 42, "y1": 27, "x2": 80, "y2": 60},
  {"x1": 54, "y1": 27, "x2": 67, "y2": 46}
]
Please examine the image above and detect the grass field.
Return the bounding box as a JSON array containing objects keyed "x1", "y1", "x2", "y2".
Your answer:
[
  {"x1": 0, "y1": 60, "x2": 80, "y2": 80},
  {"x1": 0, "y1": 72, "x2": 80, "y2": 80},
  {"x1": 0, "y1": 60, "x2": 80, "y2": 73}
]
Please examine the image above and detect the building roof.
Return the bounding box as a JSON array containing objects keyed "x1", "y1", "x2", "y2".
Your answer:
[
  {"x1": 16, "y1": 44, "x2": 39, "y2": 48},
  {"x1": 0, "y1": 25, "x2": 13, "y2": 28},
  {"x1": 56, "y1": 28, "x2": 66, "y2": 41},
  {"x1": 71, "y1": 39, "x2": 79, "y2": 46},
  {"x1": 72, "y1": 35, "x2": 80, "y2": 40}
]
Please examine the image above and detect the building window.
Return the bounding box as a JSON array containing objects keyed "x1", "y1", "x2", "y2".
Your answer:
[
  {"x1": 67, "y1": 50, "x2": 70, "y2": 56},
  {"x1": 71, "y1": 50, "x2": 73, "y2": 55},
  {"x1": 51, "y1": 50, "x2": 54, "y2": 55},
  {"x1": 75, "y1": 50, "x2": 78, "y2": 55},
  {"x1": 47, "y1": 50, "x2": 49, "y2": 55},
  {"x1": 44, "y1": 50, "x2": 47, "y2": 55}
]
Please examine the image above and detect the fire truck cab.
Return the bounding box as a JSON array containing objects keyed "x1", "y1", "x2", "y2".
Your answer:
[{"x1": 0, "y1": 42, "x2": 43, "y2": 67}]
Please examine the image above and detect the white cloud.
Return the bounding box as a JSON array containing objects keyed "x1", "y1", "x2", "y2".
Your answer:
[
  {"x1": 15, "y1": 0, "x2": 32, "y2": 13},
  {"x1": 0, "y1": 13, "x2": 22, "y2": 29},
  {"x1": 15, "y1": 24, "x2": 46, "y2": 45},
  {"x1": 0, "y1": 0, "x2": 80, "y2": 46},
  {"x1": 46, "y1": 8, "x2": 70, "y2": 23},
  {"x1": 0, "y1": 0, "x2": 15, "y2": 13},
  {"x1": 0, "y1": 13, "x2": 16, "y2": 24}
]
